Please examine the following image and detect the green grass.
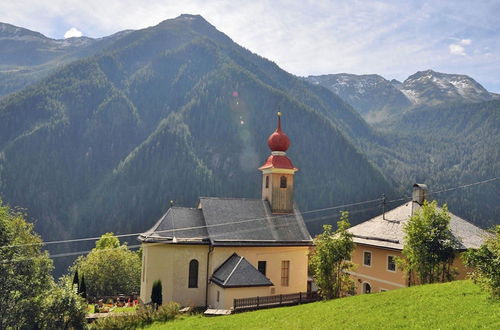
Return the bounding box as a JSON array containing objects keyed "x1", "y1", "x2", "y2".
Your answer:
[{"x1": 145, "y1": 280, "x2": 499, "y2": 329}]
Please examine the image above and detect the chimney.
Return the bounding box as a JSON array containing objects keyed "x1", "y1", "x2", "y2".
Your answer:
[{"x1": 412, "y1": 183, "x2": 428, "y2": 205}]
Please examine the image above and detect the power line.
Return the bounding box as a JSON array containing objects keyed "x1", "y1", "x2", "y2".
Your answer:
[{"x1": 1, "y1": 176, "x2": 498, "y2": 251}]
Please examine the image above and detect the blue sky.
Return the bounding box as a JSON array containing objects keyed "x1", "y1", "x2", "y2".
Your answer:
[{"x1": 1, "y1": 0, "x2": 499, "y2": 92}]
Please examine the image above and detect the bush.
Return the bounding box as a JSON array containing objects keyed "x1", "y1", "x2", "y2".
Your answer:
[
  {"x1": 89, "y1": 302, "x2": 180, "y2": 329},
  {"x1": 463, "y1": 225, "x2": 500, "y2": 299},
  {"x1": 37, "y1": 284, "x2": 87, "y2": 330}
]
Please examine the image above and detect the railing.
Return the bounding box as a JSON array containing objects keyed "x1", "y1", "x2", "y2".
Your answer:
[{"x1": 233, "y1": 291, "x2": 319, "y2": 311}]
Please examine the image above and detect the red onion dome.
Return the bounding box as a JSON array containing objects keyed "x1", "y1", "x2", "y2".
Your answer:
[{"x1": 267, "y1": 112, "x2": 290, "y2": 152}]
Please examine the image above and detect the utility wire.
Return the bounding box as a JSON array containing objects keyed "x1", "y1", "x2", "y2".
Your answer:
[{"x1": 1, "y1": 176, "x2": 498, "y2": 251}]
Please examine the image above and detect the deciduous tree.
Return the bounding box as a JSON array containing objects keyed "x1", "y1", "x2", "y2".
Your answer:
[
  {"x1": 0, "y1": 199, "x2": 86, "y2": 329},
  {"x1": 69, "y1": 232, "x2": 141, "y2": 297},
  {"x1": 309, "y1": 211, "x2": 355, "y2": 299},
  {"x1": 401, "y1": 200, "x2": 458, "y2": 285},
  {"x1": 463, "y1": 225, "x2": 499, "y2": 299}
]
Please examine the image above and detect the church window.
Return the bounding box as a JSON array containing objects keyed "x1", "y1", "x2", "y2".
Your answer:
[
  {"x1": 281, "y1": 260, "x2": 290, "y2": 286},
  {"x1": 258, "y1": 261, "x2": 267, "y2": 276},
  {"x1": 188, "y1": 259, "x2": 199, "y2": 288},
  {"x1": 280, "y1": 176, "x2": 287, "y2": 188},
  {"x1": 265, "y1": 176, "x2": 269, "y2": 188}
]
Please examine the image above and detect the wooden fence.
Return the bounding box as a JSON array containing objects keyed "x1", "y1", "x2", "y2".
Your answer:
[{"x1": 233, "y1": 291, "x2": 319, "y2": 311}]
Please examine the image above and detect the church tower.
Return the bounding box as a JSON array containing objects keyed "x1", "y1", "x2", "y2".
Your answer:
[{"x1": 259, "y1": 112, "x2": 298, "y2": 214}]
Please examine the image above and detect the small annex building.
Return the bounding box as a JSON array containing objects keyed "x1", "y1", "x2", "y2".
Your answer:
[
  {"x1": 347, "y1": 184, "x2": 489, "y2": 294},
  {"x1": 138, "y1": 113, "x2": 313, "y2": 309}
]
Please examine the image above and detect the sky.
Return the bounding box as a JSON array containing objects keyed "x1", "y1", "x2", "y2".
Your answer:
[{"x1": 1, "y1": 0, "x2": 499, "y2": 92}]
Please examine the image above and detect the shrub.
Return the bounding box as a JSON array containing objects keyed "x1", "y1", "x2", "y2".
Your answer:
[
  {"x1": 463, "y1": 225, "x2": 500, "y2": 299},
  {"x1": 89, "y1": 302, "x2": 180, "y2": 329}
]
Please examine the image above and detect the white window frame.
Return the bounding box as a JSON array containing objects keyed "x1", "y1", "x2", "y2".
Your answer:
[
  {"x1": 363, "y1": 250, "x2": 372, "y2": 267},
  {"x1": 386, "y1": 255, "x2": 396, "y2": 272}
]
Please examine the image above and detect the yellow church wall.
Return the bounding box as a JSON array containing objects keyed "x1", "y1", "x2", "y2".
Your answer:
[
  {"x1": 207, "y1": 284, "x2": 271, "y2": 310},
  {"x1": 140, "y1": 244, "x2": 310, "y2": 308},
  {"x1": 209, "y1": 246, "x2": 309, "y2": 297},
  {"x1": 349, "y1": 244, "x2": 472, "y2": 294},
  {"x1": 140, "y1": 243, "x2": 209, "y2": 307}
]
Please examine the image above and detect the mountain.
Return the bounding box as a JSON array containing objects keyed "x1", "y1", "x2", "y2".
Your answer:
[
  {"x1": 306, "y1": 74, "x2": 412, "y2": 122},
  {"x1": 399, "y1": 69, "x2": 496, "y2": 106},
  {"x1": 0, "y1": 22, "x2": 131, "y2": 99},
  {"x1": 306, "y1": 70, "x2": 499, "y2": 123},
  {"x1": 362, "y1": 99, "x2": 500, "y2": 229},
  {"x1": 0, "y1": 15, "x2": 394, "y2": 260}
]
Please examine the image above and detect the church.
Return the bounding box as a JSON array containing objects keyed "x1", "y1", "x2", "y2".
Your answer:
[{"x1": 138, "y1": 113, "x2": 313, "y2": 309}]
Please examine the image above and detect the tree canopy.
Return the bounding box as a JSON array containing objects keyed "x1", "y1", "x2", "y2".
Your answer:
[
  {"x1": 0, "y1": 199, "x2": 85, "y2": 329},
  {"x1": 69, "y1": 232, "x2": 141, "y2": 297},
  {"x1": 309, "y1": 211, "x2": 355, "y2": 299},
  {"x1": 401, "y1": 200, "x2": 459, "y2": 285},
  {"x1": 463, "y1": 225, "x2": 500, "y2": 299}
]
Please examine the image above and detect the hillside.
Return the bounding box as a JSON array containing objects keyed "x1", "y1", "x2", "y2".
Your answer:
[
  {"x1": 306, "y1": 71, "x2": 500, "y2": 228},
  {"x1": 0, "y1": 22, "x2": 131, "y2": 99},
  {"x1": 0, "y1": 15, "x2": 393, "y2": 257},
  {"x1": 306, "y1": 73, "x2": 412, "y2": 123},
  {"x1": 147, "y1": 280, "x2": 499, "y2": 329}
]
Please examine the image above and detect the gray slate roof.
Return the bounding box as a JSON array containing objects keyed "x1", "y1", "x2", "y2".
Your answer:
[
  {"x1": 139, "y1": 207, "x2": 209, "y2": 244},
  {"x1": 139, "y1": 197, "x2": 313, "y2": 246},
  {"x1": 348, "y1": 202, "x2": 489, "y2": 250},
  {"x1": 211, "y1": 253, "x2": 273, "y2": 288}
]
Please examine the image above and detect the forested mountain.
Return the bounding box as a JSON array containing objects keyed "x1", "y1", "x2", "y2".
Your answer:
[
  {"x1": 307, "y1": 71, "x2": 499, "y2": 228},
  {"x1": 0, "y1": 14, "x2": 393, "y2": 252},
  {"x1": 1, "y1": 15, "x2": 498, "y2": 275},
  {"x1": 0, "y1": 22, "x2": 131, "y2": 99}
]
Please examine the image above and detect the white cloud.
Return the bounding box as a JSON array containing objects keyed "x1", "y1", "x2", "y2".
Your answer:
[
  {"x1": 460, "y1": 39, "x2": 472, "y2": 45},
  {"x1": 449, "y1": 43, "x2": 466, "y2": 56},
  {"x1": 64, "y1": 27, "x2": 82, "y2": 38}
]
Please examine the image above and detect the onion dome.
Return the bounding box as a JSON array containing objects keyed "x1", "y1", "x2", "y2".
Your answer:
[{"x1": 267, "y1": 112, "x2": 290, "y2": 152}]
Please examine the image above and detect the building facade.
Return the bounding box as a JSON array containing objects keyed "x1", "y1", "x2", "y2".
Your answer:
[
  {"x1": 348, "y1": 184, "x2": 488, "y2": 294},
  {"x1": 138, "y1": 113, "x2": 313, "y2": 309}
]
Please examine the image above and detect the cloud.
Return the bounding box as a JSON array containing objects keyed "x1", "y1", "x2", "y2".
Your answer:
[
  {"x1": 449, "y1": 43, "x2": 466, "y2": 56},
  {"x1": 449, "y1": 39, "x2": 471, "y2": 56},
  {"x1": 64, "y1": 27, "x2": 82, "y2": 38}
]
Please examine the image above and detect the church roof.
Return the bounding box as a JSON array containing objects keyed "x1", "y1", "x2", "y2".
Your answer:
[
  {"x1": 348, "y1": 201, "x2": 489, "y2": 250},
  {"x1": 138, "y1": 207, "x2": 209, "y2": 244},
  {"x1": 211, "y1": 253, "x2": 273, "y2": 288},
  {"x1": 138, "y1": 197, "x2": 313, "y2": 246}
]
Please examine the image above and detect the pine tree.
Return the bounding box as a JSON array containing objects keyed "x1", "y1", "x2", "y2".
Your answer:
[{"x1": 151, "y1": 280, "x2": 163, "y2": 309}]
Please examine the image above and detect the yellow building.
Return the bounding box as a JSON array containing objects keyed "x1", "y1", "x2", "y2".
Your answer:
[
  {"x1": 138, "y1": 113, "x2": 313, "y2": 310},
  {"x1": 348, "y1": 184, "x2": 488, "y2": 294}
]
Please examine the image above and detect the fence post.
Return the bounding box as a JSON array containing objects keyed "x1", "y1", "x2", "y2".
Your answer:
[
  {"x1": 280, "y1": 294, "x2": 282, "y2": 305},
  {"x1": 257, "y1": 296, "x2": 259, "y2": 307},
  {"x1": 299, "y1": 292, "x2": 302, "y2": 304},
  {"x1": 234, "y1": 299, "x2": 236, "y2": 309}
]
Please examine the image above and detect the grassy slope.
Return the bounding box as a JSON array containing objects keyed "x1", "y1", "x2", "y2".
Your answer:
[{"x1": 147, "y1": 281, "x2": 499, "y2": 329}]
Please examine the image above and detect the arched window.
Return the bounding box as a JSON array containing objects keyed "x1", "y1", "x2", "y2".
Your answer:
[
  {"x1": 188, "y1": 259, "x2": 199, "y2": 288},
  {"x1": 280, "y1": 176, "x2": 287, "y2": 188},
  {"x1": 265, "y1": 176, "x2": 269, "y2": 188},
  {"x1": 363, "y1": 282, "x2": 371, "y2": 294}
]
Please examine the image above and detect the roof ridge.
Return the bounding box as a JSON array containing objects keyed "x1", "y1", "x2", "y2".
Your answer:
[
  {"x1": 199, "y1": 196, "x2": 261, "y2": 201},
  {"x1": 223, "y1": 255, "x2": 244, "y2": 286}
]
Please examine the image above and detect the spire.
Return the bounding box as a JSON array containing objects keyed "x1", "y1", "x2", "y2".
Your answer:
[{"x1": 267, "y1": 112, "x2": 290, "y2": 152}]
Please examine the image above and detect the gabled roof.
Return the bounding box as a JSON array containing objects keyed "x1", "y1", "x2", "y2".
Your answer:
[
  {"x1": 211, "y1": 253, "x2": 273, "y2": 288},
  {"x1": 349, "y1": 202, "x2": 488, "y2": 250},
  {"x1": 139, "y1": 207, "x2": 209, "y2": 244},
  {"x1": 139, "y1": 197, "x2": 313, "y2": 246},
  {"x1": 199, "y1": 197, "x2": 312, "y2": 246}
]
